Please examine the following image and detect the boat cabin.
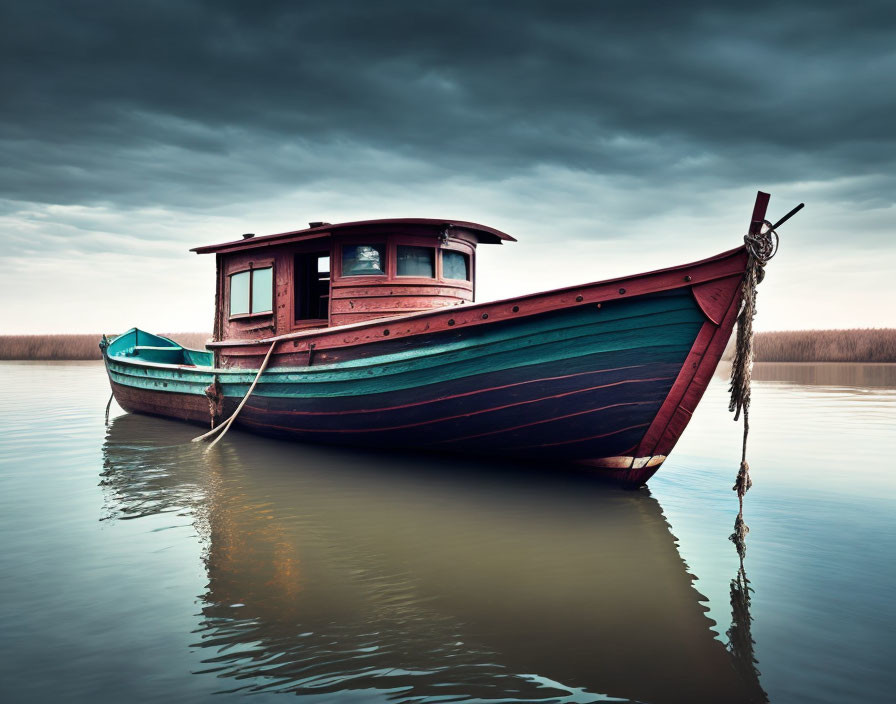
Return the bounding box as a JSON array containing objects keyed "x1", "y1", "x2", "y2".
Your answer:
[{"x1": 192, "y1": 219, "x2": 515, "y2": 343}]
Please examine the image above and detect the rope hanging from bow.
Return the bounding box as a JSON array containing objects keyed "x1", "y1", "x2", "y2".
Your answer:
[{"x1": 728, "y1": 219, "x2": 780, "y2": 558}]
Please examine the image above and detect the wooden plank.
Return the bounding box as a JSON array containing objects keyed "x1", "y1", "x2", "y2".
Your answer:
[
  {"x1": 331, "y1": 297, "x2": 464, "y2": 313},
  {"x1": 691, "y1": 275, "x2": 741, "y2": 325},
  {"x1": 749, "y1": 191, "x2": 771, "y2": 234},
  {"x1": 110, "y1": 379, "x2": 210, "y2": 425},
  {"x1": 331, "y1": 284, "x2": 472, "y2": 297},
  {"x1": 275, "y1": 249, "x2": 291, "y2": 335}
]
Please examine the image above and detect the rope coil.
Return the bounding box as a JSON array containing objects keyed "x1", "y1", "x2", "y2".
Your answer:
[{"x1": 744, "y1": 220, "x2": 779, "y2": 266}]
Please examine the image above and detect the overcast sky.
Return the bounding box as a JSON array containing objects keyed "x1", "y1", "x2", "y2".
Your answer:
[{"x1": 2, "y1": 0, "x2": 894, "y2": 334}]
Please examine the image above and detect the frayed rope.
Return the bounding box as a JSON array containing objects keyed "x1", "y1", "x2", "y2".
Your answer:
[{"x1": 728, "y1": 222, "x2": 778, "y2": 558}]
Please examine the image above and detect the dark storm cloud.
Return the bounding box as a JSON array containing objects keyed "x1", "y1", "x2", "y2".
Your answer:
[{"x1": 2, "y1": 0, "x2": 895, "y2": 208}]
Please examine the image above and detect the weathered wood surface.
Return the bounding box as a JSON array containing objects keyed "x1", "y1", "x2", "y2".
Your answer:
[{"x1": 106, "y1": 287, "x2": 720, "y2": 483}]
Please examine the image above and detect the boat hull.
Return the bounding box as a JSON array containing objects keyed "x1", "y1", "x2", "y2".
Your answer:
[{"x1": 104, "y1": 248, "x2": 747, "y2": 484}]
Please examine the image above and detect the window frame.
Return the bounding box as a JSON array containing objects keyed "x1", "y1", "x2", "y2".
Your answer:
[
  {"x1": 395, "y1": 243, "x2": 436, "y2": 279},
  {"x1": 434, "y1": 240, "x2": 475, "y2": 290},
  {"x1": 228, "y1": 261, "x2": 275, "y2": 321},
  {"x1": 339, "y1": 242, "x2": 388, "y2": 278},
  {"x1": 333, "y1": 236, "x2": 474, "y2": 288},
  {"x1": 441, "y1": 249, "x2": 471, "y2": 282}
]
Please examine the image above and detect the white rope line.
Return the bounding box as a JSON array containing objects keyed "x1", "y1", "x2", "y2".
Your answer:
[{"x1": 192, "y1": 340, "x2": 278, "y2": 449}]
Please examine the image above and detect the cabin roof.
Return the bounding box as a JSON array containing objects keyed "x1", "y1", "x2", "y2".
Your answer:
[{"x1": 191, "y1": 218, "x2": 516, "y2": 255}]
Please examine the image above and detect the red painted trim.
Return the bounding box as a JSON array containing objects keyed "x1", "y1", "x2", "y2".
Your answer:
[
  {"x1": 244, "y1": 376, "x2": 672, "y2": 434},
  {"x1": 655, "y1": 293, "x2": 742, "y2": 455},
  {"x1": 637, "y1": 273, "x2": 744, "y2": 458},
  {"x1": 433, "y1": 400, "x2": 657, "y2": 445},
  {"x1": 243, "y1": 365, "x2": 647, "y2": 417},
  {"x1": 511, "y1": 422, "x2": 652, "y2": 450},
  {"x1": 636, "y1": 322, "x2": 716, "y2": 456},
  {"x1": 690, "y1": 275, "x2": 741, "y2": 326},
  {"x1": 750, "y1": 191, "x2": 771, "y2": 233}
]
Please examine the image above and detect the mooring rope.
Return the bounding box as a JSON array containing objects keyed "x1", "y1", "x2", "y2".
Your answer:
[
  {"x1": 204, "y1": 376, "x2": 223, "y2": 429},
  {"x1": 727, "y1": 220, "x2": 780, "y2": 557},
  {"x1": 104, "y1": 392, "x2": 114, "y2": 425},
  {"x1": 192, "y1": 340, "x2": 278, "y2": 450}
]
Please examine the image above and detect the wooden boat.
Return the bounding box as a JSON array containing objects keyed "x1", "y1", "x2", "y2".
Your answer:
[{"x1": 102, "y1": 192, "x2": 777, "y2": 484}]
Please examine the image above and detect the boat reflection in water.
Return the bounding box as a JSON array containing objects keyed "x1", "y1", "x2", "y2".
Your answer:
[{"x1": 102, "y1": 414, "x2": 766, "y2": 703}]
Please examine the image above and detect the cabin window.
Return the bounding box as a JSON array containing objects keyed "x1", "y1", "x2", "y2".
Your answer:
[
  {"x1": 251, "y1": 267, "x2": 273, "y2": 313},
  {"x1": 342, "y1": 244, "x2": 386, "y2": 276},
  {"x1": 230, "y1": 271, "x2": 250, "y2": 316},
  {"x1": 397, "y1": 245, "x2": 435, "y2": 277},
  {"x1": 229, "y1": 266, "x2": 273, "y2": 317},
  {"x1": 295, "y1": 252, "x2": 330, "y2": 320},
  {"x1": 442, "y1": 251, "x2": 470, "y2": 281}
]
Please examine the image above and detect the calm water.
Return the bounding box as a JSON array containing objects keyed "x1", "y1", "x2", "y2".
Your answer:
[{"x1": 0, "y1": 361, "x2": 894, "y2": 703}]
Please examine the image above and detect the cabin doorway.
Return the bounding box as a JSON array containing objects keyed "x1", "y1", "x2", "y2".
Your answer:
[{"x1": 294, "y1": 252, "x2": 330, "y2": 322}]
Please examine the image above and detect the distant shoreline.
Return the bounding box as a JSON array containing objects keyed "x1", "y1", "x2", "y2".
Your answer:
[
  {"x1": 723, "y1": 329, "x2": 896, "y2": 364},
  {"x1": 0, "y1": 333, "x2": 210, "y2": 361},
  {"x1": 1, "y1": 329, "x2": 895, "y2": 363}
]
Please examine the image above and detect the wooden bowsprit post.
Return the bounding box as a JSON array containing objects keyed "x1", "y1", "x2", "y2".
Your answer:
[
  {"x1": 192, "y1": 341, "x2": 278, "y2": 451},
  {"x1": 729, "y1": 191, "x2": 803, "y2": 556}
]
